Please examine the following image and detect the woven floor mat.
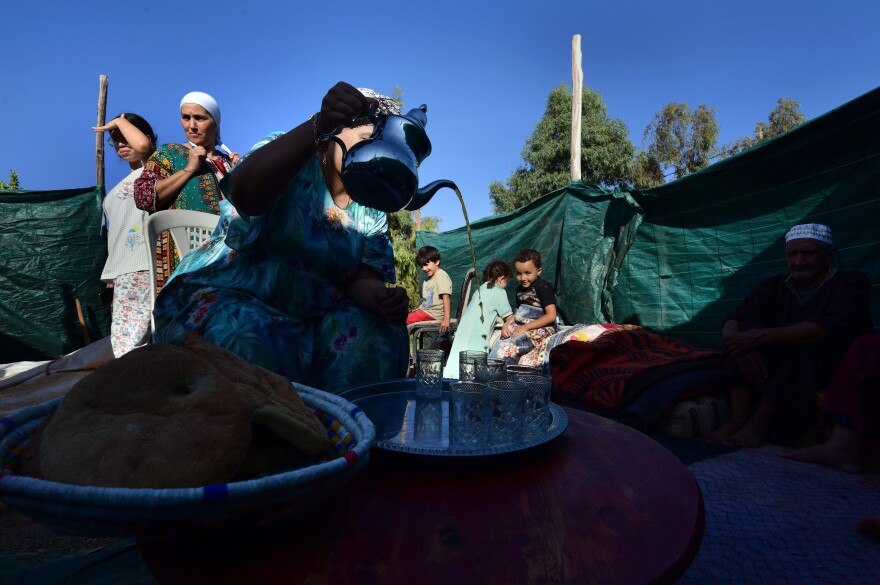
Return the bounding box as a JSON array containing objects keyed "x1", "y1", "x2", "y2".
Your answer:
[{"x1": 681, "y1": 445, "x2": 880, "y2": 584}]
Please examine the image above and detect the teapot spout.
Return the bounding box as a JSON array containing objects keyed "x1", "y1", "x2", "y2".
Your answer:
[{"x1": 405, "y1": 179, "x2": 458, "y2": 211}]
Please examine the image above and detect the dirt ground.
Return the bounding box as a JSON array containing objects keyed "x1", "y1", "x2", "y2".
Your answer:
[{"x1": 0, "y1": 499, "x2": 118, "y2": 556}]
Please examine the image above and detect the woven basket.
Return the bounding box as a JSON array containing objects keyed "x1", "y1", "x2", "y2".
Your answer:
[{"x1": 0, "y1": 385, "x2": 375, "y2": 538}]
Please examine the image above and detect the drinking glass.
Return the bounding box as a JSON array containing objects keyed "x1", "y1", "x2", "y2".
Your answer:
[
  {"x1": 504, "y1": 364, "x2": 542, "y2": 381},
  {"x1": 414, "y1": 398, "x2": 443, "y2": 444},
  {"x1": 459, "y1": 350, "x2": 488, "y2": 381},
  {"x1": 415, "y1": 349, "x2": 444, "y2": 399},
  {"x1": 518, "y1": 374, "x2": 552, "y2": 438},
  {"x1": 487, "y1": 380, "x2": 526, "y2": 445},
  {"x1": 476, "y1": 358, "x2": 507, "y2": 383},
  {"x1": 449, "y1": 381, "x2": 488, "y2": 448}
]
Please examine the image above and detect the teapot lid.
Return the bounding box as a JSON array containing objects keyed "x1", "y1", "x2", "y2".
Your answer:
[{"x1": 402, "y1": 105, "x2": 428, "y2": 128}]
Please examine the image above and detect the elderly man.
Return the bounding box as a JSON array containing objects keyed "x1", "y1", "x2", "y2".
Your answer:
[{"x1": 705, "y1": 223, "x2": 873, "y2": 448}]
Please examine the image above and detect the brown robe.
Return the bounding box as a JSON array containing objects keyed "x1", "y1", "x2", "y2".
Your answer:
[{"x1": 724, "y1": 270, "x2": 873, "y2": 442}]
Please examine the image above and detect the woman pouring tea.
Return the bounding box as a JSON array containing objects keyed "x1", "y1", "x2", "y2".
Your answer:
[{"x1": 152, "y1": 83, "x2": 411, "y2": 391}]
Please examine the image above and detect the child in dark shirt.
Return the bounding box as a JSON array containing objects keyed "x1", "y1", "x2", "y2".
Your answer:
[{"x1": 490, "y1": 249, "x2": 557, "y2": 365}]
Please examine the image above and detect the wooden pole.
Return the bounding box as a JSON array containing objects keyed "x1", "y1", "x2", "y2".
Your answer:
[
  {"x1": 96, "y1": 75, "x2": 108, "y2": 187},
  {"x1": 74, "y1": 298, "x2": 92, "y2": 345},
  {"x1": 570, "y1": 35, "x2": 583, "y2": 182}
]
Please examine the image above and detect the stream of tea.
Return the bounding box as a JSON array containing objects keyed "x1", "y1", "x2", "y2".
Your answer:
[{"x1": 453, "y1": 187, "x2": 487, "y2": 338}]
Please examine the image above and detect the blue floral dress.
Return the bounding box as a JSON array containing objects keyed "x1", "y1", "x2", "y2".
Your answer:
[{"x1": 152, "y1": 133, "x2": 408, "y2": 392}]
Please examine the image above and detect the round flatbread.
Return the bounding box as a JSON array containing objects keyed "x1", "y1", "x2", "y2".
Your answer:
[
  {"x1": 182, "y1": 332, "x2": 329, "y2": 455},
  {"x1": 40, "y1": 344, "x2": 253, "y2": 488}
]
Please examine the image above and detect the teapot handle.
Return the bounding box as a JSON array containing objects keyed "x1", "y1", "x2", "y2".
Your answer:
[{"x1": 364, "y1": 102, "x2": 380, "y2": 138}]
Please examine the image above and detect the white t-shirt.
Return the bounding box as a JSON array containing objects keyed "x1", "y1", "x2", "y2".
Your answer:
[{"x1": 101, "y1": 167, "x2": 150, "y2": 281}]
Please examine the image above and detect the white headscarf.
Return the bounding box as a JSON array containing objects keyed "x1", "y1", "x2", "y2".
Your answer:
[{"x1": 180, "y1": 91, "x2": 231, "y2": 155}]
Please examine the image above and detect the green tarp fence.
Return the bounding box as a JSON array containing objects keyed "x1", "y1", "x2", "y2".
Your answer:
[
  {"x1": 418, "y1": 86, "x2": 880, "y2": 348},
  {"x1": 418, "y1": 183, "x2": 644, "y2": 328},
  {"x1": 0, "y1": 186, "x2": 110, "y2": 361}
]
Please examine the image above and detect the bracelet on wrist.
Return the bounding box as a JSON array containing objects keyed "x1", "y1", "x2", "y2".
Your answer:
[
  {"x1": 181, "y1": 168, "x2": 196, "y2": 174},
  {"x1": 312, "y1": 113, "x2": 321, "y2": 148},
  {"x1": 313, "y1": 112, "x2": 337, "y2": 150}
]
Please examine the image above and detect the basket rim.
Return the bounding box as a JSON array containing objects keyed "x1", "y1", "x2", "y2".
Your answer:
[{"x1": 0, "y1": 384, "x2": 375, "y2": 508}]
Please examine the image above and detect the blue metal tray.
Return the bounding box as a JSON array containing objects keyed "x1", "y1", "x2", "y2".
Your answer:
[{"x1": 339, "y1": 379, "x2": 568, "y2": 457}]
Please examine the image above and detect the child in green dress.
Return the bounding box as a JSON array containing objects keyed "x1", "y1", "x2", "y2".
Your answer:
[{"x1": 443, "y1": 260, "x2": 514, "y2": 378}]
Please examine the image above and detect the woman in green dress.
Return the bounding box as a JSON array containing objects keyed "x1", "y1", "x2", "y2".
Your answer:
[{"x1": 134, "y1": 91, "x2": 239, "y2": 289}]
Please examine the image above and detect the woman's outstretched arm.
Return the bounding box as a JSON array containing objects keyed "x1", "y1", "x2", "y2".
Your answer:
[{"x1": 226, "y1": 82, "x2": 371, "y2": 216}]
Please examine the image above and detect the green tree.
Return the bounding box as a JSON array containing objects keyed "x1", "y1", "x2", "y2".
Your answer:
[
  {"x1": 388, "y1": 210, "x2": 440, "y2": 310},
  {"x1": 391, "y1": 85, "x2": 404, "y2": 110},
  {"x1": 489, "y1": 84, "x2": 635, "y2": 213},
  {"x1": 721, "y1": 97, "x2": 806, "y2": 157},
  {"x1": 631, "y1": 149, "x2": 664, "y2": 189},
  {"x1": 719, "y1": 134, "x2": 757, "y2": 159},
  {"x1": 765, "y1": 97, "x2": 806, "y2": 139},
  {"x1": 643, "y1": 102, "x2": 719, "y2": 180},
  {"x1": 0, "y1": 170, "x2": 20, "y2": 190}
]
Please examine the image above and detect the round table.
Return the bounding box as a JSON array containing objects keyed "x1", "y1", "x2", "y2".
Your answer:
[{"x1": 139, "y1": 407, "x2": 704, "y2": 584}]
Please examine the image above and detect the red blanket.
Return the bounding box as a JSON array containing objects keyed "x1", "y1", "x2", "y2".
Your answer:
[{"x1": 549, "y1": 325, "x2": 724, "y2": 411}]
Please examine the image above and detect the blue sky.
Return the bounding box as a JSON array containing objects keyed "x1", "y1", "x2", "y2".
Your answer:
[{"x1": 1, "y1": 0, "x2": 878, "y2": 229}]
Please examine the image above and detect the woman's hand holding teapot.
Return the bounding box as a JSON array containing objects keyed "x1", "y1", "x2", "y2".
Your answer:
[
  {"x1": 316, "y1": 82, "x2": 377, "y2": 136},
  {"x1": 376, "y1": 286, "x2": 409, "y2": 327}
]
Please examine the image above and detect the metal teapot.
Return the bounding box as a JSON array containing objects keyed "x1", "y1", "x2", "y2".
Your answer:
[{"x1": 321, "y1": 103, "x2": 457, "y2": 213}]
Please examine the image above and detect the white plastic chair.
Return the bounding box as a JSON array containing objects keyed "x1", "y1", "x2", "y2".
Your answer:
[{"x1": 145, "y1": 209, "x2": 220, "y2": 331}]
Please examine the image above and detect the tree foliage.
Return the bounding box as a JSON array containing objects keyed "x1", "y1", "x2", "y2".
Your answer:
[
  {"x1": 721, "y1": 97, "x2": 806, "y2": 157},
  {"x1": 631, "y1": 149, "x2": 664, "y2": 189},
  {"x1": 489, "y1": 84, "x2": 635, "y2": 213},
  {"x1": 718, "y1": 135, "x2": 757, "y2": 159},
  {"x1": 0, "y1": 169, "x2": 20, "y2": 190},
  {"x1": 491, "y1": 90, "x2": 808, "y2": 198},
  {"x1": 765, "y1": 97, "x2": 806, "y2": 138},
  {"x1": 643, "y1": 102, "x2": 719, "y2": 180},
  {"x1": 388, "y1": 210, "x2": 440, "y2": 310},
  {"x1": 391, "y1": 86, "x2": 404, "y2": 110}
]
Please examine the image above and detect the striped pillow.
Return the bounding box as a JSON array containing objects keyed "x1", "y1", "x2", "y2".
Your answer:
[{"x1": 661, "y1": 395, "x2": 730, "y2": 438}]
